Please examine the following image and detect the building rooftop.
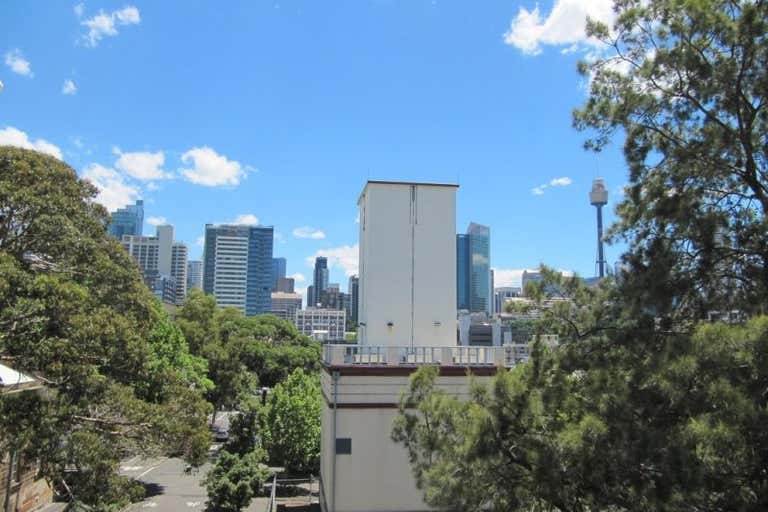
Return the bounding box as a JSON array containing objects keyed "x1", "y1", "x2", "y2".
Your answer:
[{"x1": 358, "y1": 180, "x2": 459, "y2": 203}]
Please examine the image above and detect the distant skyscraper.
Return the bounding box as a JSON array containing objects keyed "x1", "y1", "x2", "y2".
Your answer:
[
  {"x1": 187, "y1": 260, "x2": 203, "y2": 292},
  {"x1": 122, "y1": 224, "x2": 187, "y2": 305},
  {"x1": 275, "y1": 277, "x2": 295, "y2": 293},
  {"x1": 494, "y1": 287, "x2": 520, "y2": 314},
  {"x1": 521, "y1": 270, "x2": 542, "y2": 296},
  {"x1": 171, "y1": 243, "x2": 188, "y2": 299},
  {"x1": 456, "y1": 234, "x2": 470, "y2": 311},
  {"x1": 456, "y1": 223, "x2": 491, "y2": 314},
  {"x1": 467, "y1": 223, "x2": 491, "y2": 315},
  {"x1": 272, "y1": 257, "x2": 287, "y2": 290},
  {"x1": 312, "y1": 257, "x2": 329, "y2": 307},
  {"x1": 108, "y1": 199, "x2": 144, "y2": 239},
  {"x1": 270, "y1": 292, "x2": 302, "y2": 321},
  {"x1": 348, "y1": 275, "x2": 359, "y2": 325},
  {"x1": 307, "y1": 285, "x2": 315, "y2": 308},
  {"x1": 202, "y1": 224, "x2": 274, "y2": 316}
]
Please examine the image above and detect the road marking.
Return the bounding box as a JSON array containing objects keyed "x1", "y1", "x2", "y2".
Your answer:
[
  {"x1": 136, "y1": 461, "x2": 165, "y2": 479},
  {"x1": 120, "y1": 465, "x2": 144, "y2": 471},
  {"x1": 186, "y1": 502, "x2": 200, "y2": 508},
  {"x1": 141, "y1": 502, "x2": 157, "y2": 508}
]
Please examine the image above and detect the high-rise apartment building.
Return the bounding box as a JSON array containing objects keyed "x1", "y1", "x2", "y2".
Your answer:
[
  {"x1": 312, "y1": 257, "x2": 329, "y2": 307},
  {"x1": 271, "y1": 257, "x2": 286, "y2": 290},
  {"x1": 348, "y1": 275, "x2": 359, "y2": 325},
  {"x1": 357, "y1": 181, "x2": 457, "y2": 347},
  {"x1": 108, "y1": 199, "x2": 144, "y2": 239},
  {"x1": 122, "y1": 224, "x2": 187, "y2": 305},
  {"x1": 187, "y1": 260, "x2": 203, "y2": 292},
  {"x1": 171, "y1": 243, "x2": 188, "y2": 299},
  {"x1": 202, "y1": 224, "x2": 273, "y2": 315},
  {"x1": 270, "y1": 292, "x2": 302, "y2": 321}
]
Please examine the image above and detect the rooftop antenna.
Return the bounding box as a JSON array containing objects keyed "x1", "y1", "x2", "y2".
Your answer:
[{"x1": 590, "y1": 178, "x2": 608, "y2": 278}]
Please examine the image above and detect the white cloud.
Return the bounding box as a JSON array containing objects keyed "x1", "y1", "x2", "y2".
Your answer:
[
  {"x1": 146, "y1": 216, "x2": 167, "y2": 226},
  {"x1": 295, "y1": 286, "x2": 308, "y2": 304},
  {"x1": 146, "y1": 182, "x2": 160, "y2": 191},
  {"x1": 0, "y1": 127, "x2": 62, "y2": 160},
  {"x1": 195, "y1": 236, "x2": 205, "y2": 247},
  {"x1": 81, "y1": 163, "x2": 140, "y2": 211},
  {"x1": 81, "y1": 6, "x2": 141, "y2": 47},
  {"x1": 74, "y1": 3, "x2": 84, "y2": 17},
  {"x1": 289, "y1": 273, "x2": 306, "y2": 282},
  {"x1": 532, "y1": 176, "x2": 573, "y2": 195},
  {"x1": 232, "y1": 214, "x2": 259, "y2": 225},
  {"x1": 114, "y1": 148, "x2": 169, "y2": 180},
  {"x1": 355, "y1": 213, "x2": 360, "y2": 224},
  {"x1": 492, "y1": 268, "x2": 536, "y2": 288},
  {"x1": 5, "y1": 49, "x2": 32, "y2": 77},
  {"x1": 503, "y1": 0, "x2": 614, "y2": 55},
  {"x1": 550, "y1": 176, "x2": 572, "y2": 186},
  {"x1": 62, "y1": 79, "x2": 77, "y2": 95},
  {"x1": 180, "y1": 146, "x2": 246, "y2": 187},
  {"x1": 292, "y1": 226, "x2": 326, "y2": 240},
  {"x1": 305, "y1": 245, "x2": 359, "y2": 277}
]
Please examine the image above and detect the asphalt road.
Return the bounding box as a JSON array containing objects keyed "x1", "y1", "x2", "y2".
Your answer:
[{"x1": 120, "y1": 453, "x2": 271, "y2": 512}]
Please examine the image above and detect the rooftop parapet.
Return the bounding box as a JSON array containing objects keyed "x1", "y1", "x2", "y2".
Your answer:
[{"x1": 322, "y1": 344, "x2": 521, "y2": 368}]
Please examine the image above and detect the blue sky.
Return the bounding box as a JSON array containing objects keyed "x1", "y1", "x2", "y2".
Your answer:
[{"x1": 1, "y1": 0, "x2": 627, "y2": 295}]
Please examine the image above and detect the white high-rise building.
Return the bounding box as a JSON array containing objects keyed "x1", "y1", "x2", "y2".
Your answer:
[
  {"x1": 212, "y1": 234, "x2": 249, "y2": 311},
  {"x1": 320, "y1": 181, "x2": 512, "y2": 512},
  {"x1": 122, "y1": 224, "x2": 188, "y2": 305},
  {"x1": 358, "y1": 181, "x2": 457, "y2": 347}
]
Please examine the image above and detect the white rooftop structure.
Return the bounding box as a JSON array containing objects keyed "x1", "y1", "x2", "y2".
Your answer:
[{"x1": 357, "y1": 181, "x2": 458, "y2": 348}]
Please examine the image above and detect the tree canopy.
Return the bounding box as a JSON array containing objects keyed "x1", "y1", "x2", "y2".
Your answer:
[
  {"x1": 574, "y1": 0, "x2": 768, "y2": 318},
  {"x1": 0, "y1": 147, "x2": 210, "y2": 510},
  {"x1": 395, "y1": 1, "x2": 768, "y2": 510},
  {"x1": 262, "y1": 368, "x2": 321, "y2": 475}
]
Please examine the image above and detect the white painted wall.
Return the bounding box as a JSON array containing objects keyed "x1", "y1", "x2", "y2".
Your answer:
[
  {"x1": 320, "y1": 371, "x2": 493, "y2": 512},
  {"x1": 358, "y1": 182, "x2": 457, "y2": 348}
]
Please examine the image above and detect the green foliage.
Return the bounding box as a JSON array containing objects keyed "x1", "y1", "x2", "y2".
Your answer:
[
  {"x1": 242, "y1": 336, "x2": 321, "y2": 388},
  {"x1": 204, "y1": 449, "x2": 270, "y2": 512},
  {"x1": 574, "y1": 0, "x2": 768, "y2": 318},
  {"x1": 141, "y1": 302, "x2": 213, "y2": 401},
  {"x1": 175, "y1": 294, "x2": 321, "y2": 415},
  {"x1": 225, "y1": 398, "x2": 263, "y2": 456},
  {"x1": 262, "y1": 368, "x2": 321, "y2": 475},
  {"x1": 395, "y1": 278, "x2": 768, "y2": 511},
  {"x1": 0, "y1": 147, "x2": 210, "y2": 510}
]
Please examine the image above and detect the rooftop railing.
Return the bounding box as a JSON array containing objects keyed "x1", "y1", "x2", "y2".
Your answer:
[{"x1": 322, "y1": 344, "x2": 526, "y2": 368}]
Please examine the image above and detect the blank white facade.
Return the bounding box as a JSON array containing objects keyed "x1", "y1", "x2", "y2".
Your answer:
[{"x1": 357, "y1": 181, "x2": 457, "y2": 348}]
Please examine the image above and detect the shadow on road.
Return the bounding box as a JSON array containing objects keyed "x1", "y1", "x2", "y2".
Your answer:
[{"x1": 140, "y1": 482, "x2": 165, "y2": 499}]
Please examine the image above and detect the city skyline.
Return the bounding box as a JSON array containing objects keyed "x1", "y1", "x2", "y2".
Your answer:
[{"x1": 1, "y1": 1, "x2": 628, "y2": 294}]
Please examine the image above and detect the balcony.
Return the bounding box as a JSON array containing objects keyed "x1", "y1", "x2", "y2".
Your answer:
[{"x1": 322, "y1": 344, "x2": 520, "y2": 368}]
